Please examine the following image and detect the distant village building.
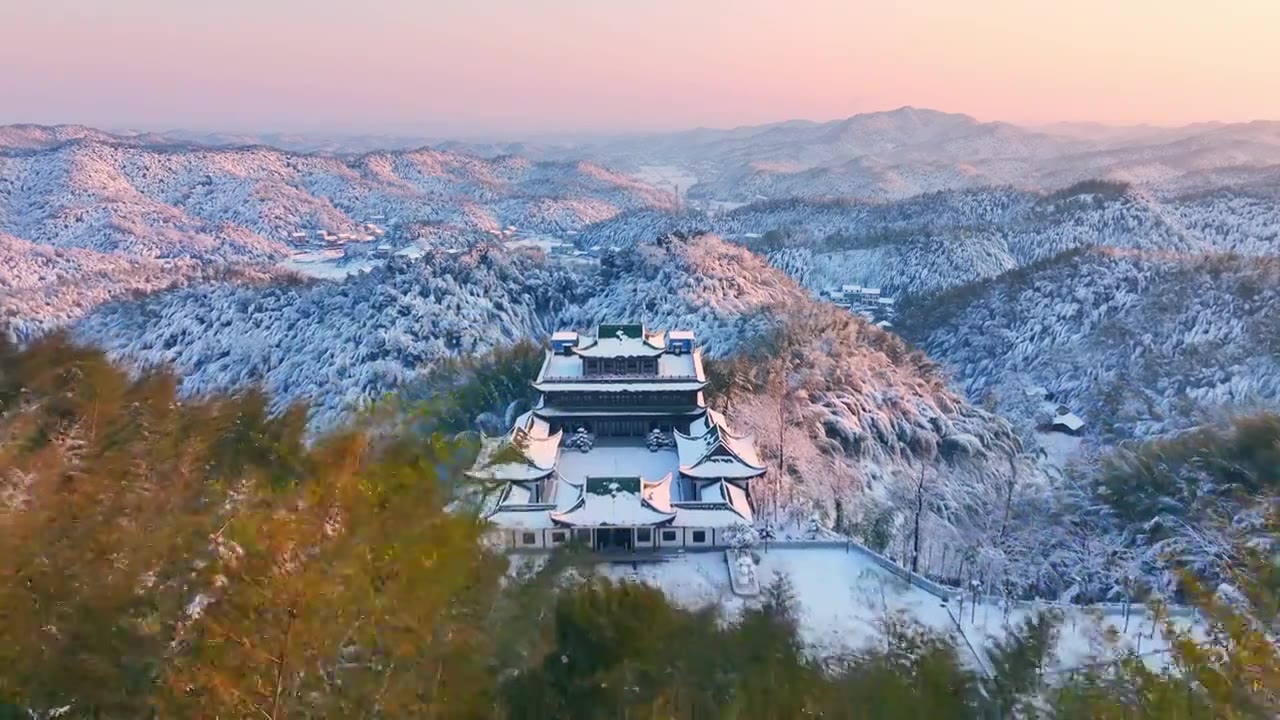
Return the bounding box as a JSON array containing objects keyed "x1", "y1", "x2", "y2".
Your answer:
[
  {"x1": 823, "y1": 285, "x2": 897, "y2": 325},
  {"x1": 468, "y1": 323, "x2": 763, "y2": 552},
  {"x1": 1050, "y1": 407, "x2": 1085, "y2": 435}
]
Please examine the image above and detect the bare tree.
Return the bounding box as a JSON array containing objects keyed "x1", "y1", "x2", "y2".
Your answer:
[{"x1": 911, "y1": 466, "x2": 929, "y2": 573}]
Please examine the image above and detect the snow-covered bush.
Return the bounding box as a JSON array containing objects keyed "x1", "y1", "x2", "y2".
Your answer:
[
  {"x1": 724, "y1": 523, "x2": 759, "y2": 550},
  {"x1": 565, "y1": 427, "x2": 594, "y2": 453},
  {"x1": 646, "y1": 428, "x2": 674, "y2": 451}
]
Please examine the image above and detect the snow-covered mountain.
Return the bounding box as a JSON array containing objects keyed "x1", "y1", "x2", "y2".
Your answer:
[
  {"x1": 0, "y1": 136, "x2": 679, "y2": 330},
  {"x1": 0, "y1": 140, "x2": 677, "y2": 260},
  {"x1": 3, "y1": 114, "x2": 1274, "y2": 601},
  {"x1": 552, "y1": 108, "x2": 1280, "y2": 202},
  {"x1": 14, "y1": 110, "x2": 1280, "y2": 204},
  {"x1": 577, "y1": 183, "x2": 1279, "y2": 294},
  {"x1": 566, "y1": 181, "x2": 1280, "y2": 460}
]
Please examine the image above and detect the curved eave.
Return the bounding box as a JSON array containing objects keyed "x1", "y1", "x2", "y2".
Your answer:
[
  {"x1": 522, "y1": 429, "x2": 564, "y2": 471},
  {"x1": 678, "y1": 464, "x2": 767, "y2": 480},
  {"x1": 465, "y1": 464, "x2": 555, "y2": 483}
]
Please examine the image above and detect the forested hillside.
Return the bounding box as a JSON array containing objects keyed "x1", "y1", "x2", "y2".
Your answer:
[
  {"x1": 1, "y1": 337, "x2": 1276, "y2": 719},
  {"x1": 74, "y1": 246, "x2": 593, "y2": 429},
  {"x1": 0, "y1": 141, "x2": 677, "y2": 260},
  {"x1": 899, "y1": 249, "x2": 1280, "y2": 443}
]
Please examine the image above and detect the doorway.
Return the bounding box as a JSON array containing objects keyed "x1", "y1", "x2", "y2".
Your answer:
[{"x1": 593, "y1": 527, "x2": 634, "y2": 552}]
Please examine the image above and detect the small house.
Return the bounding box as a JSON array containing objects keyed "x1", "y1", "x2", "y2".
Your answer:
[{"x1": 1050, "y1": 411, "x2": 1085, "y2": 435}]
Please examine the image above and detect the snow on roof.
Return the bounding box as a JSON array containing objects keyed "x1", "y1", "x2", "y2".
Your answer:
[
  {"x1": 466, "y1": 412, "x2": 561, "y2": 481},
  {"x1": 537, "y1": 329, "x2": 703, "y2": 382},
  {"x1": 841, "y1": 284, "x2": 862, "y2": 293},
  {"x1": 502, "y1": 482, "x2": 533, "y2": 506},
  {"x1": 572, "y1": 323, "x2": 666, "y2": 358},
  {"x1": 722, "y1": 481, "x2": 754, "y2": 522},
  {"x1": 878, "y1": 297, "x2": 896, "y2": 305},
  {"x1": 668, "y1": 330, "x2": 695, "y2": 341},
  {"x1": 573, "y1": 335, "x2": 665, "y2": 359},
  {"x1": 675, "y1": 416, "x2": 766, "y2": 480},
  {"x1": 550, "y1": 476, "x2": 677, "y2": 527},
  {"x1": 535, "y1": 406, "x2": 706, "y2": 419},
  {"x1": 540, "y1": 351, "x2": 585, "y2": 380},
  {"x1": 1052, "y1": 412, "x2": 1086, "y2": 432},
  {"x1": 657, "y1": 347, "x2": 702, "y2": 379},
  {"x1": 533, "y1": 380, "x2": 706, "y2": 393},
  {"x1": 513, "y1": 428, "x2": 560, "y2": 471},
  {"x1": 670, "y1": 506, "x2": 753, "y2": 528},
  {"x1": 486, "y1": 508, "x2": 556, "y2": 529},
  {"x1": 641, "y1": 475, "x2": 674, "y2": 514},
  {"x1": 554, "y1": 443, "x2": 681, "y2": 488},
  {"x1": 1024, "y1": 386, "x2": 1050, "y2": 399},
  {"x1": 466, "y1": 453, "x2": 552, "y2": 482},
  {"x1": 666, "y1": 478, "x2": 753, "y2": 526}
]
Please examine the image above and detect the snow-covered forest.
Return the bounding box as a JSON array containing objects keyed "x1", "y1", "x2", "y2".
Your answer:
[
  {"x1": 74, "y1": 246, "x2": 595, "y2": 429},
  {"x1": 898, "y1": 249, "x2": 1280, "y2": 443},
  {"x1": 0, "y1": 141, "x2": 677, "y2": 260},
  {"x1": 575, "y1": 184, "x2": 1278, "y2": 297},
  {"x1": 2, "y1": 117, "x2": 1278, "y2": 606}
]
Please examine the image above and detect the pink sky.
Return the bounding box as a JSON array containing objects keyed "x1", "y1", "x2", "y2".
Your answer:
[{"x1": 2, "y1": 0, "x2": 1277, "y2": 136}]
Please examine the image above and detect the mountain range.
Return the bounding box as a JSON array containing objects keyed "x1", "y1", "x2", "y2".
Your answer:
[
  {"x1": 2, "y1": 107, "x2": 1278, "y2": 600},
  {"x1": 9, "y1": 108, "x2": 1280, "y2": 202},
  {"x1": 4, "y1": 111, "x2": 1278, "y2": 443}
]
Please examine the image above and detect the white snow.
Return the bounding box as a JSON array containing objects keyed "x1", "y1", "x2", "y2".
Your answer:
[
  {"x1": 279, "y1": 250, "x2": 380, "y2": 280},
  {"x1": 601, "y1": 548, "x2": 1203, "y2": 671},
  {"x1": 1034, "y1": 431, "x2": 1086, "y2": 472},
  {"x1": 552, "y1": 477, "x2": 675, "y2": 526},
  {"x1": 657, "y1": 349, "x2": 701, "y2": 378},
  {"x1": 555, "y1": 442, "x2": 682, "y2": 487},
  {"x1": 632, "y1": 165, "x2": 699, "y2": 198},
  {"x1": 504, "y1": 235, "x2": 571, "y2": 253}
]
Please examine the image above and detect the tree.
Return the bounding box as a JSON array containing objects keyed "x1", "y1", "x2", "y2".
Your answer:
[{"x1": 910, "y1": 466, "x2": 929, "y2": 574}]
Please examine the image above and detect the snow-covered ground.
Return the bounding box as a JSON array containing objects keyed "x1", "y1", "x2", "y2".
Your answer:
[
  {"x1": 279, "y1": 249, "x2": 380, "y2": 280},
  {"x1": 598, "y1": 548, "x2": 1198, "y2": 672},
  {"x1": 633, "y1": 165, "x2": 698, "y2": 198},
  {"x1": 1033, "y1": 431, "x2": 1087, "y2": 473},
  {"x1": 503, "y1": 234, "x2": 572, "y2": 254}
]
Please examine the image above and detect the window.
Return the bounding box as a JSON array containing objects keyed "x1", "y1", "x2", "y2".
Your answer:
[
  {"x1": 691, "y1": 530, "x2": 707, "y2": 544},
  {"x1": 551, "y1": 531, "x2": 567, "y2": 544},
  {"x1": 635, "y1": 528, "x2": 652, "y2": 543},
  {"x1": 574, "y1": 529, "x2": 593, "y2": 544},
  {"x1": 521, "y1": 532, "x2": 537, "y2": 546},
  {"x1": 661, "y1": 530, "x2": 678, "y2": 542}
]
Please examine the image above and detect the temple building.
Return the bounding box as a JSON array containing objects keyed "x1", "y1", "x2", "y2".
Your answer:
[{"x1": 467, "y1": 323, "x2": 764, "y2": 551}]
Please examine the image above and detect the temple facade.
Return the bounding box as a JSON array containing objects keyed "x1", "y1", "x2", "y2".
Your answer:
[{"x1": 467, "y1": 323, "x2": 764, "y2": 551}]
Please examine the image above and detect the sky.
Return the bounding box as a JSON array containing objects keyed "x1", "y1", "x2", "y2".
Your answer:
[{"x1": 2, "y1": 0, "x2": 1278, "y2": 138}]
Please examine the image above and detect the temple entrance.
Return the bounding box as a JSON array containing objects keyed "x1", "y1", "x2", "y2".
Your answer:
[
  {"x1": 594, "y1": 419, "x2": 649, "y2": 437},
  {"x1": 594, "y1": 527, "x2": 634, "y2": 552}
]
